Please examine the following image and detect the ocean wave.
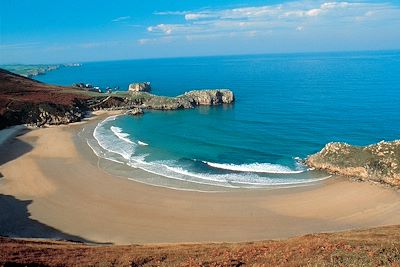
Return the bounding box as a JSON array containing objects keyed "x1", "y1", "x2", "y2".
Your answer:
[
  {"x1": 135, "y1": 160, "x2": 326, "y2": 187},
  {"x1": 110, "y1": 126, "x2": 134, "y2": 144},
  {"x1": 93, "y1": 118, "x2": 136, "y2": 160},
  {"x1": 89, "y1": 116, "x2": 331, "y2": 189},
  {"x1": 203, "y1": 161, "x2": 305, "y2": 174},
  {"x1": 138, "y1": 140, "x2": 149, "y2": 146}
]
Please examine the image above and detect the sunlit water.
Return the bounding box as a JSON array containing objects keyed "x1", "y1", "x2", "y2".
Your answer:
[{"x1": 39, "y1": 51, "x2": 400, "y2": 190}]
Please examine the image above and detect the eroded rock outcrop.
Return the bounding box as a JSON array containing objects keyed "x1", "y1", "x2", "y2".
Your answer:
[
  {"x1": 128, "y1": 82, "x2": 151, "y2": 92},
  {"x1": 125, "y1": 108, "x2": 144, "y2": 116},
  {"x1": 306, "y1": 140, "x2": 400, "y2": 188},
  {"x1": 130, "y1": 89, "x2": 234, "y2": 110},
  {"x1": 183, "y1": 89, "x2": 235, "y2": 106}
]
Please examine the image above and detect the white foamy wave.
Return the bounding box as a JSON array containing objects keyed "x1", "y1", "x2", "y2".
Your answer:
[
  {"x1": 138, "y1": 140, "x2": 148, "y2": 146},
  {"x1": 204, "y1": 161, "x2": 304, "y2": 174},
  {"x1": 110, "y1": 126, "x2": 134, "y2": 144},
  {"x1": 89, "y1": 116, "x2": 331, "y2": 190},
  {"x1": 143, "y1": 161, "x2": 325, "y2": 187},
  {"x1": 93, "y1": 118, "x2": 136, "y2": 160}
]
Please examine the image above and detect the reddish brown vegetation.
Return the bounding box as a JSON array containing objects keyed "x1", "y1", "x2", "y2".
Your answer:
[
  {"x1": 0, "y1": 68, "x2": 91, "y2": 129},
  {"x1": 0, "y1": 68, "x2": 89, "y2": 112},
  {"x1": 1, "y1": 225, "x2": 399, "y2": 266}
]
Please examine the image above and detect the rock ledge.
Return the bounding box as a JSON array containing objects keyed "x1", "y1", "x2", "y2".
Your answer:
[{"x1": 306, "y1": 140, "x2": 400, "y2": 188}]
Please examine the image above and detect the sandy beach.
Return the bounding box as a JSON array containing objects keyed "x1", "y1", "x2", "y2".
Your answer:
[{"x1": 1, "y1": 112, "x2": 399, "y2": 245}]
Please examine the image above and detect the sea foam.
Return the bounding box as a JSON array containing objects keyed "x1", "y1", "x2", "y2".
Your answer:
[
  {"x1": 138, "y1": 140, "x2": 149, "y2": 146},
  {"x1": 93, "y1": 117, "x2": 136, "y2": 160},
  {"x1": 204, "y1": 161, "x2": 304, "y2": 174},
  {"x1": 110, "y1": 126, "x2": 134, "y2": 144},
  {"x1": 89, "y1": 116, "x2": 331, "y2": 189}
]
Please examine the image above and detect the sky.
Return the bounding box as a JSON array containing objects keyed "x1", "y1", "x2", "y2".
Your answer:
[{"x1": 1, "y1": 0, "x2": 400, "y2": 64}]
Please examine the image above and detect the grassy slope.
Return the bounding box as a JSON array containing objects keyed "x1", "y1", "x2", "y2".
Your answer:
[
  {"x1": 1, "y1": 225, "x2": 399, "y2": 266},
  {"x1": 0, "y1": 64, "x2": 61, "y2": 77}
]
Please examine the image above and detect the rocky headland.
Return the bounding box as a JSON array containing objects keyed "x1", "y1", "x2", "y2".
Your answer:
[
  {"x1": 306, "y1": 140, "x2": 400, "y2": 188},
  {"x1": 0, "y1": 68, "x2": 234, "y2": 129}
]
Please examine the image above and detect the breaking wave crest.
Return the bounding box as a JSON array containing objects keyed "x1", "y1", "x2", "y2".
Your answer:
[
  {"x1": 93, "y1": 116, "x2": 136, "y2": 160},
  {"x1": 204, "y1": 161, "x2": 305, "y2": 174}
]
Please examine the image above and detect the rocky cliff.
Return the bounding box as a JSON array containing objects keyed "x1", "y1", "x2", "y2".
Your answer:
[{"x1": 306, "y1": 140, "x2": 400, "y2": 188}]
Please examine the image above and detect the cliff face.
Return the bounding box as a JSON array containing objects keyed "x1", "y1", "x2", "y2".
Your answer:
[{"x1": 306, "y1": 140, "x2": 400, "y2": 188}]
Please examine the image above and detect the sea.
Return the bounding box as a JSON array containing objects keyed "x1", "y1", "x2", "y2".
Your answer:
[{"x1": 37, "y1": 50, "x2": 400, "y2": 191}]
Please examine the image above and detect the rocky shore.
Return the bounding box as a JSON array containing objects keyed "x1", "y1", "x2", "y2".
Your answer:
[
  {"x1": 306, "y1": 140, "x2": 400, "y2": 188},
  {"x1": 0, "y1": 68, "x2": 234, "y2": 129}
]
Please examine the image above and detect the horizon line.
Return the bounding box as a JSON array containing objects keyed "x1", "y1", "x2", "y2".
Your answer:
[{"x1": 1, "y1": 48, "x2": 399, "y2": 66}]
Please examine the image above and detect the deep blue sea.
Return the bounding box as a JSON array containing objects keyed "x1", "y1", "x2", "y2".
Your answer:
[{"x1": 38, "y1": 51, "x2": 400, "y2": 190}]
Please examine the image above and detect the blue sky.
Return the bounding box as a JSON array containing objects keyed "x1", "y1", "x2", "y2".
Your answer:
[{"x1": 1, "y1": 0, "x2": 400, "y2": 64}]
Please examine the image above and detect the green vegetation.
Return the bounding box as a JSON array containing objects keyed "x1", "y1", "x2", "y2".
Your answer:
[
  {"x1": 0, "y1": 64, "x2": 61, "y2": 77},
  {"x1": 306, "y1": 141, "x2": 400, "y2": 188}
]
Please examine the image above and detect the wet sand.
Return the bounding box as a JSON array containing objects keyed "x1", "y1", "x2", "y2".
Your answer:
[{"x1": 1, "y1": 112, "x2": 399, "y2": 244}]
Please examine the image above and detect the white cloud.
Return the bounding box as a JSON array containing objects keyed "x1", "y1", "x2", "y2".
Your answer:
[
  {"x1": 306, "y1": 8, "x2": 322, "y2": 16},
  {"x1": 147, "y1": 24, "x2": 179, "y2": 35},
  {"x1": 0, "y1": 42, "x2": 41, "y2": 50},
  {"x1": 112, "y1": 16, "x2": 131, "y2": 22},
  {"x1": 185, "y1": 13, "x2": 213, "y2": 20},
  {"x1": 142, "y1": 1, "x2": 400, "y2": 43},
  {"x1": 154, "y1": 11, "x2": 188, "y2": 16}
]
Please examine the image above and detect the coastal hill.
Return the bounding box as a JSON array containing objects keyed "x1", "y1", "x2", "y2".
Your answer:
[
  {"x1": 0, "y1": 68, "x2": 91, "y2": 129},
  {"x1": 0, "y1": 68, "x2": 234, "y2": 129},
  {"x1": 1, "y1": 225, "x2": 399, "y2": 266},
  {"x1": 306, "y1": 140, "x2": 400, "y2": 188}
]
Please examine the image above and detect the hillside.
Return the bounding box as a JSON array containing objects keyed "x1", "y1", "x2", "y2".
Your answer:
[
  {"x1": 0, "y1": 68, "x2": 95, "y2": 129},
  {"x1": 1, "y1": 225, "x2": 399, "y2": 266}
]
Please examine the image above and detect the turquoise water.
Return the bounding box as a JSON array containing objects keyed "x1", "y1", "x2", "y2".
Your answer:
[{"x1": 39, "y1": 51, "x2": 400, "y2": 189}]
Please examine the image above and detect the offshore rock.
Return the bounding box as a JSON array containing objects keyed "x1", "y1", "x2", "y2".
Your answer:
[
  {"x1": 128, "y1": 82, "x2": 151, "y2": 92},
  {"x1": 125, "y1": 107, "x2": 144, "y2": 116},
  {"x1": 132, "y1": 89, "x2": 235, "y2": 110},
  {"x1": 183, "y1": 89, "x2": 234, "y2": 105},
  {"x1": 306, "y1": 140, "x2": 400, "y2": 188}
]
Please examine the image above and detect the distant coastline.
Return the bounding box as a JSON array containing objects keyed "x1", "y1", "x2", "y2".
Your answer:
[{"x1": 0, "y1": 63, "x2": 81, "y2": 78}]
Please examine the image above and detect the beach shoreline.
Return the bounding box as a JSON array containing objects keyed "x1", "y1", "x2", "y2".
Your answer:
[{"x1": 1, "y1": 112, "x2": 400, "y2": 244}]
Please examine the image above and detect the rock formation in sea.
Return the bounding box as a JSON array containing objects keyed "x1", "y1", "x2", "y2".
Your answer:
[
  {"x1": 132, "y1": 89, "x2": 234, "y2": 110},
  {"x1": 306, "y1": 140, "x2": 400, "y2": 188},
  {"x1": 125, "y1": 107, "x2": 144, "y2": 116},
  {"x1": 128, "y1": 82, "x2": 151, "y2": 92},
  {"x1": 183, "y1": 89, "x2": 235, "y2": 106}
]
